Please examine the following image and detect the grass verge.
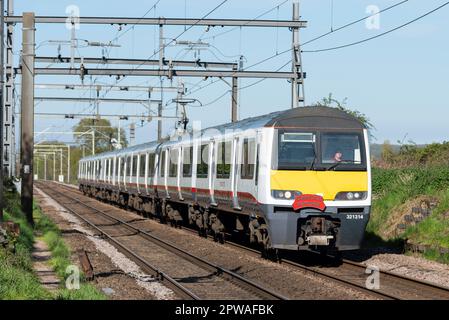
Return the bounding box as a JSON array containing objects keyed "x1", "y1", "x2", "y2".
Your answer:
[
  {"x1": 0, "y1": 189, "x2": 105, "y2": 300},
  {"x1": 368, "y1": 166, "x2": 449, "y2": 264}
]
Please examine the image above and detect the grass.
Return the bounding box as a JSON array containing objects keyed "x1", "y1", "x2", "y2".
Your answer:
[
  {"x1": 0, "y1": 189, "x2": 105, "y2": 300},
  {"x1": 0, "y1": 203, "x2": 52, "y2": 299},
  {"x1": 368, "y1": 166, "x2": 449, "y2": 264}
]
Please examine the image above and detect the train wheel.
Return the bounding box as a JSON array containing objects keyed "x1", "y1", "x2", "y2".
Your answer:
[{"x1": 218, "y1": 232, "x2": 225, "y2": 244}]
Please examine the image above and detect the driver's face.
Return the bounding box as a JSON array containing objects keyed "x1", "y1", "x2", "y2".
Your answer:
[{"x1": 334, "y1": 152, "x2": 342, "y2": 160}]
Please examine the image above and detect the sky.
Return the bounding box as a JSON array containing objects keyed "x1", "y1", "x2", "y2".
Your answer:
[{"x1": 12, "y1": 0, "x2": 449, "y2": 147}]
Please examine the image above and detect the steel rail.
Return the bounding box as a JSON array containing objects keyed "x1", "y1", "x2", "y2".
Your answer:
[
  {"x1": 40, "y1": 182, "x2": 287, "y2": 300},
  {"x1": 341, "y1": 258, "x2": 449, "y2": 300},
  {"x1": 35, "y1": 183, "x2": 199, "y2": 300},
  {"x1": 53, "y1": 182, "x2": 449, "y2": 300}
]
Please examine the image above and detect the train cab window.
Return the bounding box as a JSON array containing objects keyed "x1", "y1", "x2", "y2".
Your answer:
[
  {"x1": 132, "y1": 155, "x2": 138, "y2": 177},
  {"x1": 169, "y1": 149, "x2": 179, "y2": 178},
  {"x1": 139, "y1": 154, "x2": 146, "y2": 177},
  {"x1": 197, "y1": 144, "x2": 209, "y2": 179},
  {"x1": 241, "y1": 138, "x2": 255, "y2": 179},
  {"x1": 320, "y1": 133, "x2": 364, "y2": 166},
  {"x1": 183, "y1": 146, "x2": 193, "y2": 177},
  {"x1": 277, "y1": 132, "x2": 316, "y2": 170},
  {"x1": 126, "y1": 156, "x2": 131, "y2": 176},
  {"x1": 217, "y1": 141, "x2": 231, "y2": 179},
  {"x1": 160, "y1": 150, "x2": 166, "y2": 177},
  {"x1": 147, "y1": 153, "x2": 156, "y2": 177}
]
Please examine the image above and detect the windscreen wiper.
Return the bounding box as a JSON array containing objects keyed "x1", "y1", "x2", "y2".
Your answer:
[
  {"x1": 309, "y1": 146, "x2": 318, "y2": 170},
  {"x1": 327, "y1": 160, "x2": 357, "y2": 171}
]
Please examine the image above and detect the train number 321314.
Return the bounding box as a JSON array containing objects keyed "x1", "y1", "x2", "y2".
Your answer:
[{"x1": 346, "y1": 214, "x2": 364, "y2": 220}]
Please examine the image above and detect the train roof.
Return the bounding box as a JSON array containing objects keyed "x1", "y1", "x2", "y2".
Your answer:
[
  {"x1": 81, "y1": 106, "x2": 365, "y2": 161},
  {"x1": 264, "y1": 106, "x2": 366, "y2": 130}
]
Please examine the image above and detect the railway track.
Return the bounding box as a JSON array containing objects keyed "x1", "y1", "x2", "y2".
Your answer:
[
  {"x1": 39, "y1": 181, "x2": 449, "y2": 300},
  {"x1": 36, "y1": 181, "x2": 288, "y2": 300}
]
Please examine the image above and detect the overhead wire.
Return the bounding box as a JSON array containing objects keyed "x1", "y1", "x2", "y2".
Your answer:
[{"x1": 303, "y1": 1, "x2": 449, "y2": 53}]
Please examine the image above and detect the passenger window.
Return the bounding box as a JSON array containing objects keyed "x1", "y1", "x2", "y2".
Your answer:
[
  {"x1": 139, "y1": 154, "x2": 146, "y2": 177},
  {"x1": 148, "y1": 153, "x2": 156, "y2": 177},
  {"x1": 197, "y1": 144, "x2": 209, "y2": 179},
  {"x1": 97, "y1": 161, "x2": 102, "y2": 179},
  {"x1": 160, "y1": 150, "x2": 166, "y2": 177},
  {"x1": 169, "y1": 149, "x2": 179, "y2": 178},
  {"x1": 217, "y1": 141, "x2": 231, "y2": 179},
  {"x1": 183, "y1": 146, "x2": 193, "y2": 177},
  {"x1": 241, "y1": 138, "x2": 255, "y2": 180},
  {"x1": 126, "y1": 156, "x2": 131, "y2": 176},
  {"x1": 132, "y1": 155, "x2": 138, "y2": 177},
  {"x1": 120, "y1": 158, "x2": 125, "y2": 178}
]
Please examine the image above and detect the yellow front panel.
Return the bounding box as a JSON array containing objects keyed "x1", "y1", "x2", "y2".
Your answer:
[{"x1": 270, "y1": 170, "x2": 368, "y2": 201}]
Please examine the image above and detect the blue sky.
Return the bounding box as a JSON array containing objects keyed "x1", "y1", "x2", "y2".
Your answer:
[{"x1": 14, "y1": 0, "x2": 449, "y2": 146}]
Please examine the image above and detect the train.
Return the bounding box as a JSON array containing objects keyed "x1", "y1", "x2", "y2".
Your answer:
[{"x1": 78, "y1": 106, "x2": 371, "y2": 258}]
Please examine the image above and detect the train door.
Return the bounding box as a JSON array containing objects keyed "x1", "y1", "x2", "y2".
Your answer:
[
  {"x1": 117, "y1": 157, "x2": 122, "y2": 191},
  {"x1": 213, "y1": 139, "x2": 233, "y2": 208},
  {"x1": 136, "y1": 153, "x2": 141, "y2": 194},
  {"x1": 158, "y1": 148, "x2": 169, "y2": 198},
  {"x1": 112, "y1": 157, "x2": 116, "y2": 187},
  {"x1": 147, "y1": 152, "x2": 156, "y2": 194},
  {"x1": 180, "y1": 145, "x2": 193, "y2": 201},
  {"x1": 231, "y1": 137, "x2": 240, "y2": 209},
  {"x1": 143, "y1": 153, "x2": 149, "y2": 194},
  {"x1": 209, "y1": 139, "x2": 217, "y2": 206},
  {"x1": 235, "y1": 136, "x2": 257, "y2": 207}
]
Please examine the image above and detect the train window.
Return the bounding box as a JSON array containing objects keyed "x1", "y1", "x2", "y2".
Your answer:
[
  {"x1": 217, "y1": 141, "x2": 231, "y2": 179},
  {"x1": 241, "y1": 138, "x2": 255, "y2": 179},
  {"x1": 255, "y1": 144, "x2": 260, "y2": 186},
  {"x1": 320, "y1": 133, "x2": 364, "y2": 165},
  {"x1": 120, "y1": 157, "x2": 124, "y2": 178},
  {"x1": 197, "y1": 144, "x2": 209, "y2": 179},
  {"x1": 148, "y1": 153, "x2": 156, "y2": 177},
  {"x1": 132, "y1": 155, "x2": 138, "y2": 177},
  {"x1": 169, "y1": 149, "x2": 179, "y2": 178},
  {"x1": 160, "y1": 150, "x2": 166, "y2": 177},
  {"x1": 277, "y1": 132, "x2": 316, "y2": 170},
  {"x1": 105, "y1": 160, "x2": 109, "y2": 179},
  {"x1": 97, "y1": 161, "x2": 102, "y2": 179},
  {"x1": 139, "y1": 154, "x2": 146, "y2": 177},
  {"x1": 183, "y1": 146, "x2": 193, "y2": 177},
  {"x1": 126, "y1": 156, "x2": 131, "y2": 176}
]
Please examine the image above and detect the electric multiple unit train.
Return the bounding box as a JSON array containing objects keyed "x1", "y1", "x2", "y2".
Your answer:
[{"x1": 78, "y1": 106, "x2": 371, "y2": 256}]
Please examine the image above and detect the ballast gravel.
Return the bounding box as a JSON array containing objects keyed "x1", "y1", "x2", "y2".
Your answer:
[{"x1": 34, "y1": 187, "x2": 176, "y2": 300}]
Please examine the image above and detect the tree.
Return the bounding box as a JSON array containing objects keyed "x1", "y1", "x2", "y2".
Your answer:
[
  {"x1": 73, "y1": 118, "x2": 128, "y2": 154},
  {"x1": 312, "y1": 93, "x2": 374, "y2": 131},
  {"x1": 381, "y1": 140, "x2": 395, "y2": 162}
]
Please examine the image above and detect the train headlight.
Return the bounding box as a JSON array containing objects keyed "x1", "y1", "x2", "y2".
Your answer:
[
  {"x1": 335, "y1": 191, "x2": 367, "y2": 201},
  {"x1": 272, "y1": 190, "x2": 302, "y2": 199}
]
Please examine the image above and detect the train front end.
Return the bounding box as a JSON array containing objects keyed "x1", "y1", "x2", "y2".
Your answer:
[{"x1": 259, "y1": 107, "x2": 371, "y2": 253}]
